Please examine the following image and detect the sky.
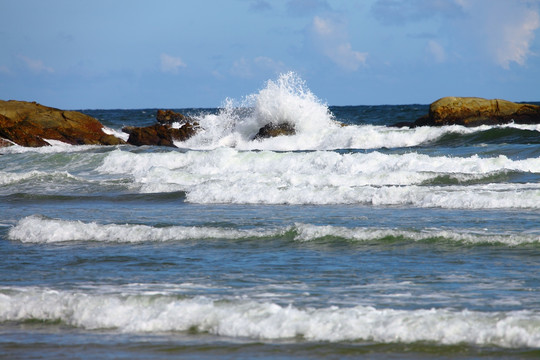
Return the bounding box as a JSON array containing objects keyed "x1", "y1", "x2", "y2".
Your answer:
[{"x1": 1, "y1": 0, "x2": 540, "y2": 109}]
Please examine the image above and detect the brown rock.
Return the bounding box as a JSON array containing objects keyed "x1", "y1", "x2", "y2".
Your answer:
[
  {"x1": 0, "y1": 137, "x2": 13, "y2": 148},
  {"x1": 123, "y1": 110, "x2": 199, "y2": 147},
  {"x1": 429, "y1": 97, "x2": 540, "y2": 126},
  {"x1": 254, "y1": 122, "x2": 296, "y2": 139},
  {"x1": 156, "y1": 109, "x2": 189, "y2": 125},
  {"x1": 407, "y1": 97, "x2": 540, "y2": 127},
  {"x1": 0, "y1": 100, "x2": 126, "y2": 147}
]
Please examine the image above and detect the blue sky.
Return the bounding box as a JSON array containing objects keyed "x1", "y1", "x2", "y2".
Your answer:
[{"x1": 1, "y1": 0, "x2": 539, "y2": 109}]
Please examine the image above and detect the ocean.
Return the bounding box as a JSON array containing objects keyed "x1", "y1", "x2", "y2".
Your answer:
[{"x1": 1, "y1": 73, "x2": 539, "y2": 359}]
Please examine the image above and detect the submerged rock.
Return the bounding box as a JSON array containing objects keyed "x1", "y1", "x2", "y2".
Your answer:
[
  {"x1": 123, "y1": 109, "x2": 199, "y2": 147},
  {"x1": 0, "y1": 100, "x2": 125, "y2": 147},
  {"x1": 254, "y1": 122, "x2": 296, "y2": 139},
  {"x1": 393, "y1": 97, "x2": 540, "y2": 127}
]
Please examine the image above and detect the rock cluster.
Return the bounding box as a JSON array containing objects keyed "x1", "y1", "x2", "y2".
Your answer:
[
  {"x1": 394, "y1": 97, "x2": 540, "y2": 128},
  {"x1": 0, "y1": 100, "x2": 125, "y2": 147},
  {"x1": 156, "y1": 109, "x2": 189, "y2": 125},
  {"x1": 0, "y1": 100, "x2": 200, "y2": 148},
  {"x1": 122, "y1": 110, "x2": 199, "y2": 147},
  {"x1": 3, "y1": 96, "x2": 539, "y2": 148}
]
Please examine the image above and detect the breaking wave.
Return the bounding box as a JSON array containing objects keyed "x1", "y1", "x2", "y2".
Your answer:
[
  {"x1": 8, "y1": 216, "x2": 539, "y2": 246},
  {"x1": 1, "y1": 286, "x2": 539, "y2": 347},
  {"x1": 96, "y1": 148, "x2": 540, "y2": 208}
]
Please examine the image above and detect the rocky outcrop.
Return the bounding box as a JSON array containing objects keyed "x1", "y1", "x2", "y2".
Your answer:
[
  {"x1": 0, "y1": 100, "x2": 125, "y2": 147},
  {"x1": 393, "y1": 97, "x2": 540, "y2": 128},
  {"x1": 123, "y1": 109, "x2": 199, "y2": 147},
  {"x1": 156, "y1": 109, "x2": 190, "y2": 125},
  {"x1": 254, "y1": 122, "x2": 296, "y2": 139}
]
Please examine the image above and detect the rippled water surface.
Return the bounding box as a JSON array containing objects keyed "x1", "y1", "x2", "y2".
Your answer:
[{"x1": 1, "y1": 74, "x2": 539, "y2": 359}]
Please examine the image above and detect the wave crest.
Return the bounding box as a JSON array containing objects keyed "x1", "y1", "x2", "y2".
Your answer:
[
  {"x1": 1, "y1": 286, "x2": 539, "y2": 347},
  {"x1": 8, "y1": 216, "x2": 539, "y2": 246}
]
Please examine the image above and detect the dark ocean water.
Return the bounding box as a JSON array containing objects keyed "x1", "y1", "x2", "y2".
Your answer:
[{"x1": 1, "y1": 74, "x2": 540, "y2": 359}]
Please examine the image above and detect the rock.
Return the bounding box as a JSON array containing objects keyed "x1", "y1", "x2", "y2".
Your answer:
[
  {"x1": 429, "y1": 97, "x2": 540, "y2": 126},
  {"x1": 0, "y1": 114, "x2": 14, "y2": 147},
  {"x1": 394, "y1": 97, "x2": 540, "y2": 127},
  {"x1": 123, "y1": 110, "x2": 199, "y2": 147},
  {"x1": 254, "y1": 122, "x2": 296, "y2": 139},
  {"x1": 156, "y1": 109, "x2": 189, "y2": 125},
  {"x1": 0, "y1": 100, "x2": 126, "y2": 147},
  {"x1": 0, "y1": 137, "x2": 13, "y2": 148}
]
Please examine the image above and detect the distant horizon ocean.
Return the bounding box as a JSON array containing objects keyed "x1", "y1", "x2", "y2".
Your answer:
[{"x1": 1, "y1": 73, "x2": 539, "y2": 359}]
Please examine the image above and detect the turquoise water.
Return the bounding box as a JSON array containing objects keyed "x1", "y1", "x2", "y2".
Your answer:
[{"x1": 1, "y1": 75, "x2": 540, "y2": 358}]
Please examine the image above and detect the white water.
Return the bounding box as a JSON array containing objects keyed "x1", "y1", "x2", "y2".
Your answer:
[
  {"x1": 158, "y1": 72, "x2": 540, "y2": 151},
  {"x1": 96, "y1": 148, "x2": 540, "y2": 208},
  {"x1": 7, "y1": 215, "x2": 278, "y2": 243},
  {"x1": 1, "y1": 286, "x2": 539, "y2": 347},
  {"x1": 9, "y1": 216, "x2": 540, "y2": 245}
]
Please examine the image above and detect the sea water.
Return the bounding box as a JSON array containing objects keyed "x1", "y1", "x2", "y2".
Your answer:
[{"x1": 1, "y1": 72, "x2": 539, "y2": 359}]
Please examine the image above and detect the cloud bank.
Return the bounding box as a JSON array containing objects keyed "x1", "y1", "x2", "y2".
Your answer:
[{"x1": 372, "y1": 0, "x2": 540, "y2": 69}]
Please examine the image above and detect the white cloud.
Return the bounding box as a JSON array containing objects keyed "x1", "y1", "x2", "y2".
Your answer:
[
  {"x1": 372, "y1": 0, "x2": 540, "y2": 69},
  {"x1": 454, "y1": 0, "x2": 540, "y2": 69},
  {"x1": 308, "y1": 16, "x2": 367, "y2": 71},
  {"x1": 230, "y1": 56, "x2": 286, "y2": 78},
  {"x1": 160, "y1": 53, "x2": 186, "y2": 74},
  {"x1": 486, "y1": 2, "x2": 539, "y2": 69},
  {"x1": 18, "y1": 55, "x2": 54, "y2": 74},
  {"x1": 313, "y1": 16, "x2": 333, "y2": 35},
  {"x1": 426, "y1": 40, "x2": 446, "y2": 63}
]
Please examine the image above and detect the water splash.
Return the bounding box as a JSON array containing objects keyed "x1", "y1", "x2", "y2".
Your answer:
[{"x1": 178, "y1": 72, "x2": 339, "y2": 150}]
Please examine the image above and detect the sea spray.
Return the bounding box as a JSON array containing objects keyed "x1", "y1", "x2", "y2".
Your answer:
[
  {"x1": 246, "y1": 71, "x2": 337, "y2": 135},
  {"x1": 172, "y1": 72, "x2": 540, "y2": 151},
  {"x1": 178, "y1": 72, "x2": 340, "y2": 150}
]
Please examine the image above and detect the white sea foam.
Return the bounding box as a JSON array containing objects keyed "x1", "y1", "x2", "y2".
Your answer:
[
  {"x1": 293, "y1": 223, "x2": 540, "y2": 246},
  {"x1": 165, "y1": 72, "x2": 540, "y2": 151},
  {"x1": 177, "y1": 72, "x2": 342, "y2": 150},
  {"x1": 0, "y1": 170, "x2": 43, "y2": 186},
  {"x1": 174, "y1": 72, "x2": 437, "y2": 151},
  {"x1": 8, "y1": 216, "x2": 539, "y2": 246},
  {"x1": 102, "y1": 126, "x2": 129, "y2": 141},
  {"x1": 7, "y1": 215, "x2": 277, "y2": 243},
  {"x1": 0, "y1": 142, "x2": 102, "y2": 154},
  {"x1": 0, "y1": 286, "x2": 539, "y2": 347},
  {"x1": 97, "y1": 148, "x2": 540, "y2": 208},
  {"x1": 0, "y1": 170, "x2": 78, "y2": 187}
]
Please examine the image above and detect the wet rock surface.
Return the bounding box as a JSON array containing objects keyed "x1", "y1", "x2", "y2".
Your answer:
[
  {"x1": 254, "y1": 122, "x2": 296, "y2": 139},
  {"x1": 0, "y1": 100, "x2": 125, "y2": 147},
  {"x1": 393, "y1": 97, "x2": 540, "y2": 128},
  {"x1": 123, "y1": 109, "x2": 199, "y2": 147}
]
